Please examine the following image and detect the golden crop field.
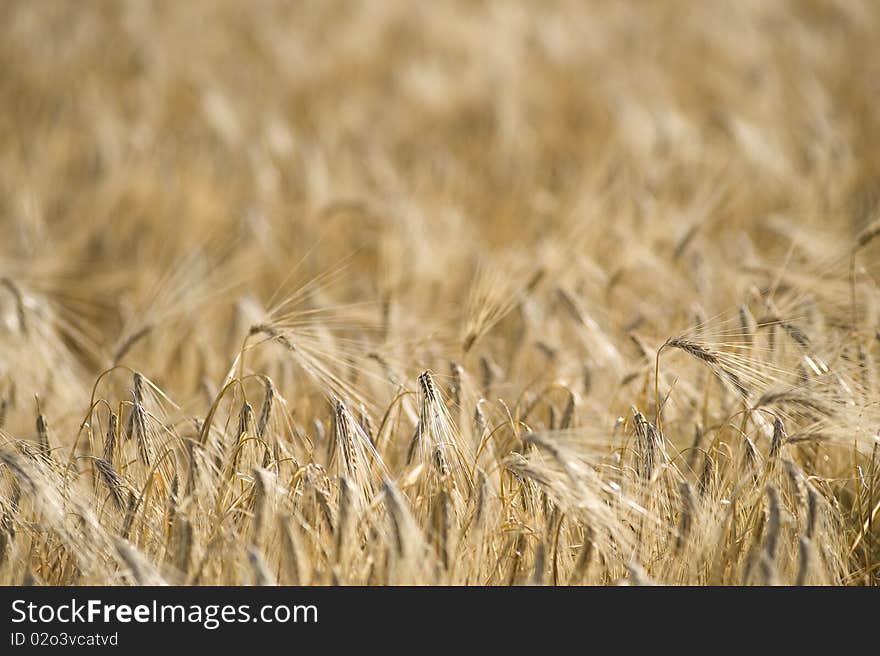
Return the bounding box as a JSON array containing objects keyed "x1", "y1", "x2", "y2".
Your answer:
[{"x1": 1, "y1": 0, "x2": 879, "y2": 586}]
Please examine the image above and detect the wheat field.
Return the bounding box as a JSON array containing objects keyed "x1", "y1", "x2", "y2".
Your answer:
[{"x1": 1, "y1": 0, "x2": 879, "y2": 586}]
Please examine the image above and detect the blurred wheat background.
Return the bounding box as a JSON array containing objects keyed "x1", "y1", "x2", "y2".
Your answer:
[{"x1": 1, "y1": 0, "x2": 880, "y2": 585}]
